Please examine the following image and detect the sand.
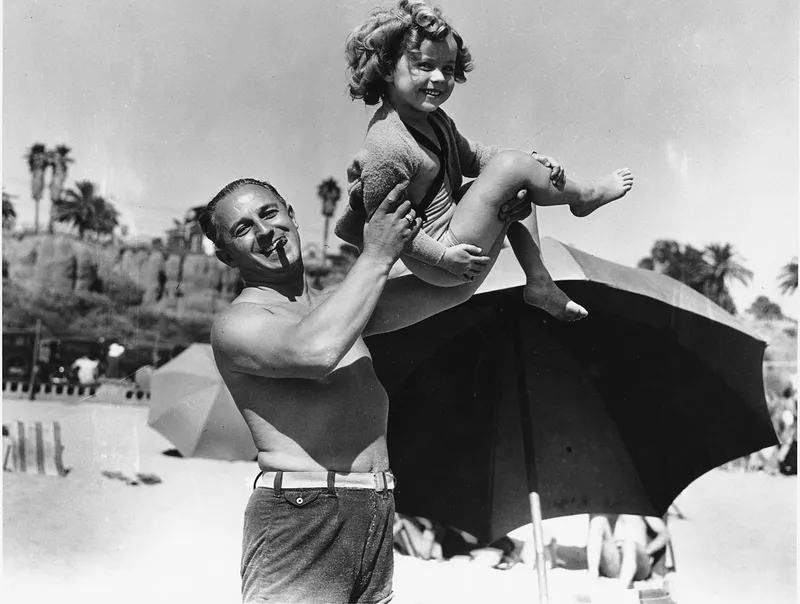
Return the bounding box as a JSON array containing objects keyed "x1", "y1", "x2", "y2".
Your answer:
[{"x1": 2, "y1": 399, "x2": 796, "y2": 604}]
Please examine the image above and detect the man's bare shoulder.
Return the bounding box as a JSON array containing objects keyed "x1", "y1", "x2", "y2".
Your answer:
[
  {"x1": 211, "y1": 291, "x2": 292, "y2": 355},
  {"x1": 211, "y1": 287, "x2": 328, "y2": 352}
]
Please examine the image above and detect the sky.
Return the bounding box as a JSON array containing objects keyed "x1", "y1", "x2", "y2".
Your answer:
[{"x1": 4, "y1": 0, "x2": 798, "y2": 313}]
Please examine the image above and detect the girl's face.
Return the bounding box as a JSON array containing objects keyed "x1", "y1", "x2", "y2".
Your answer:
[{"x1": 385, "y1": 35, "x2": 457, "y2": 121}]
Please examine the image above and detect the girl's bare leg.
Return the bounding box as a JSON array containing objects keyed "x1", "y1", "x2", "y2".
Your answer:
[
  {"x1": 507, "y1": 212, "x2": 588, "y2": 321},
  {"x1": 449, "y1": 151, "x2": 603, "y2": 320},
  {"x1": 449, "y1": 150, "x2": 633, "y2": 248}
]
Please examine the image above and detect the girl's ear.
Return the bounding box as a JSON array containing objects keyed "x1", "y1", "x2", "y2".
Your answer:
[{"x1": 383, "y1": 68, "x2": 395, "y2": 83}]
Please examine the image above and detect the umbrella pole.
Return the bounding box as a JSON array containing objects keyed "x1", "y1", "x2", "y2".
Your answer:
[
  {"x1": 529, "y1": 491, "x2": 550, "y2": 603},
  {"x1": 511, "y1": 315, "x2": 550, "y2": 603}
]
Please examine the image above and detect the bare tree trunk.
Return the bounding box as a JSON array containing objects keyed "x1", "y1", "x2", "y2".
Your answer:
[
  {"x1": 31, "y1": 167, "x2": 46, "y2": 235},
  {"x1": 33, "y1": 198, "x2": 41, "y2": 234},
  {"x1": 322, "y1": 215, "x2": 331, "y2": 258}
]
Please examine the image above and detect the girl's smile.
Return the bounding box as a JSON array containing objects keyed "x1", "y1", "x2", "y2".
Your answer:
[{"x1": 385, "y1": 35, "x2": 458, "y2": 125}]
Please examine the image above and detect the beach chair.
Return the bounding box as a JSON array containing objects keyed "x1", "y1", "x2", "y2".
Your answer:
[
  {"x1": 393, "y1": 514, "x2": 442, "y2": 560},
  {"x1": 2, "y1": 421, "x2": 69, "y2": 476}
]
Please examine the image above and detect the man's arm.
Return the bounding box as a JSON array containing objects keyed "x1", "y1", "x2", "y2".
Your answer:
[
  {"x1": 363, "y1": 271, "x2": 476, "y2": 337},
  {"x1": 214, "y1": 183, "x2": 418, "y2": 380}
]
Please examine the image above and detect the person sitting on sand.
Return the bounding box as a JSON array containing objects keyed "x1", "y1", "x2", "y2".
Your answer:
[
  {"x1": 587, "y1": 513, "x2": 670, "y2": 591},
  {"x1": 336, "y1": 0, "x2": 634, "y2": 321}
]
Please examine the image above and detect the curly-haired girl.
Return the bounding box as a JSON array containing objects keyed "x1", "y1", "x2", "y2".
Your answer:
[{"x1": 336, "y1": 0, "x2": 633, "y2": 320}]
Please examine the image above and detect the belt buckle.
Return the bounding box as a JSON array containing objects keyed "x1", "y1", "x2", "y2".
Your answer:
[{"x1": 374, "y1": 472, "x2": 387, "y2": 492}]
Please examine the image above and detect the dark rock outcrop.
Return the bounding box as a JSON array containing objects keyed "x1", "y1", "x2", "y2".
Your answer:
[{"x1": 2, "y1": 233, "x2": 241, "y2": 308}]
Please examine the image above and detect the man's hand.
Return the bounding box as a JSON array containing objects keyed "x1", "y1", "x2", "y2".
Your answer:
[
  {"x1": 532, "y1": 153, "x2": 566, "y2": 188},
  {"x1": 498, "y1": 189, "x2": 532, "y2": 223},
  {"x1": 437, "y1": 243, "x2": 491, "y2": 281},
  {"x1": 362, "y1": 182, "x2": 421, "y2": 267}
]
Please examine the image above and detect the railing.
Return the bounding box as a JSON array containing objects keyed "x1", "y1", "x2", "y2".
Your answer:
[{"x1": 2, "y1": 380, "x2": 150, "y2": 404}]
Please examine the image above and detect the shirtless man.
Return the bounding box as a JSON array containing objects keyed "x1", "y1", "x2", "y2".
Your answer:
[
  {"x1": 587, "y1": 513, "x2": 671, "y2": 591},
  {"x1": 199, "y1": 177, "x2": 529, "y2": 603}
]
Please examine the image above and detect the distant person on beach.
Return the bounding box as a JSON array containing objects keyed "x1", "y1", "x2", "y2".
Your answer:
[
  {"x1": 105, "y1": 342, "x2": 126, "y2": 380},
  {"x1": 336, "y1": 0, "x2": 634, "y2": 322},
  {"x1": 199, "y1": 177, "x2": 530, "y2": 603},
  {"x1": 587, "y1": 513, "x2": 670, "y2": 590},
  {"x1": 71, "y1": 355, "x2": 99, "y2": 386}
]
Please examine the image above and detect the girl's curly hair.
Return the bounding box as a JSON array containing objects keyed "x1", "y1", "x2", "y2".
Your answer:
[{"x1": 346, "y1": 0, "x2": 474, "y2": 106}]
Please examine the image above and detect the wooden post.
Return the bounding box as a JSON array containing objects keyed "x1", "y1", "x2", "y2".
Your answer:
[{"x1": 28, "y1": 320, "x2": 42, "y2": 400}]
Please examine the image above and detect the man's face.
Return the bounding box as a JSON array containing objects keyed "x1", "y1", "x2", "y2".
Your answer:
[{"x1": 214, "y1": 184, "x2": 303, "y2": 281}]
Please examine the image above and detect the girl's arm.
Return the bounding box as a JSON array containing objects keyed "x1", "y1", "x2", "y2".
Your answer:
[
  {"x1": 359, "y1": 144, "x2": 449, "y2": 267},
  {"x1": 406, "y1": 230, "x2": 447, "y2": 266}
]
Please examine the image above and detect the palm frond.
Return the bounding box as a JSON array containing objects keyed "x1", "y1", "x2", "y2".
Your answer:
[{"x1": 778, "y1": 259, "x2": 798, "y2": 295}]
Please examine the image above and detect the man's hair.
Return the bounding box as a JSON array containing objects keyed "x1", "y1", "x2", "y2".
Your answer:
[
  {"x1": 345, "y1": 0, "x2": 473, "y2": 106},
  {"x1": 199, "y1": 178, "x2": 287, "y2": 248}
]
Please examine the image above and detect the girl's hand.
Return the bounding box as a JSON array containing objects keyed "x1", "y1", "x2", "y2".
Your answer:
[
  {"x1": 437, "y1": 244, "x2": 491, "y2": 281},
  {"x1": 532, "y1": 153, "x2": 566, "y2": 188}
]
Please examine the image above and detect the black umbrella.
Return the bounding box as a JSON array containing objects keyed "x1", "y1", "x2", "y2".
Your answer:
[{"x1": 367, "y1": 238, "x2": 776, "y2": 596}]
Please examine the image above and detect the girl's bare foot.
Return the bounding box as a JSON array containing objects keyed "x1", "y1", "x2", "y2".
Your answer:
[
  {"x1": 571, "y1": 169, "x2": 634, "y2": 217},
  {"x1": 523, "y1": 276, "x2": 588, "y2": 322}
]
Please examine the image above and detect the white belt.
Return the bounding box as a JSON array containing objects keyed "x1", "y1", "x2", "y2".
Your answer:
[{"x1": 257, "y1": 470, "x2": 395, "y2": 492}]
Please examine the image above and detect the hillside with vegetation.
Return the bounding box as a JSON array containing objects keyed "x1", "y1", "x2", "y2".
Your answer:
[
  {"x1": 2, "y1": 231, "x2": 358, "y2": 348},
  {"x1": 2, "y1": 232, "x2": 241, "y2": 345},
  {"x1": 3, "y1": 143, "x2": 796, "y2": 367},
  {"x1": 3, "y1": 144, "x2": 355, "y2": 349}
]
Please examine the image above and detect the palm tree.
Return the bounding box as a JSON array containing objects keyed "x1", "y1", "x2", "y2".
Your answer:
[
  {"x1": 639, "y1": 240, "x2": 751, "y2": 314},
  {"x1": 25, "y1": 143, "x2": 49, "y2": 234},
  {"x1": 637, "y1": 240, "x2": 709, "y2": 288},
  {"x1": 317, "y1": 177, "x2": 342, "y2": 256},
  {"x1": 779, "y1": 259, "x2": 798, "y2": 295},
  {"x1": 47, "y1": 145, "x2": 74, "y2": 233},
  {"x1": 94, "y1": 198, "x2": 120, "y2": 241},
  {"x1": 700, "y1": 243, "x2": 753, "y2": 314},
  {"x1": 3, "y1": 189, "x2": 17, "y2": 230},
  {"x1": 53, "y1": 180, "x2": 107, "y2": 239}
]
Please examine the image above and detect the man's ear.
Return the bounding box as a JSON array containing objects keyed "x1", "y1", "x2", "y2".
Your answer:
[
  {"x1": 215, "y1": 247, "x2": 237, "y2": 268},
  {"x1": 288, "y1": 205, "x2": 298, "y2": 229},
  {"x1": 383, "y1": 70, "x2": 395, "y2": 83}
]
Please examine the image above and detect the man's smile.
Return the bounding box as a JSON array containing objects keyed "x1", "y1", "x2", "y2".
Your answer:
[{"x1": 260, "y1": 235, "x2": 288, "y2": 256}]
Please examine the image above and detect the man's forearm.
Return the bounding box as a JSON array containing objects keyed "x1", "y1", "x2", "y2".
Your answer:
[{"x1": 293, "y1": 254, "x2": 391, "y2": 370}]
